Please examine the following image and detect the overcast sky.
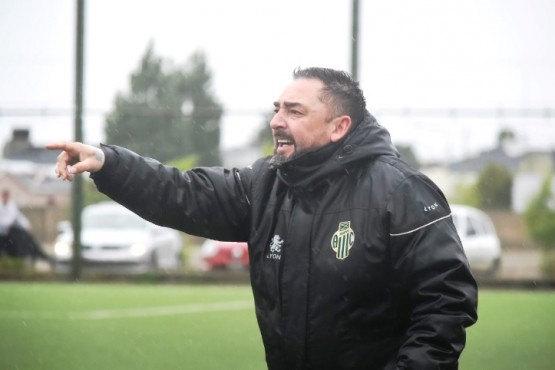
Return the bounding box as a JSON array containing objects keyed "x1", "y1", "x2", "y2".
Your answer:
[{"x1": 1, "y1": 0, "x2": 554, "y2": 162}]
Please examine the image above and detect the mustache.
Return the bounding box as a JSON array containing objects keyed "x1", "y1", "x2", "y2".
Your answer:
[{"x1": 272, "y1": 129, "x2": 294, "y2": 142}]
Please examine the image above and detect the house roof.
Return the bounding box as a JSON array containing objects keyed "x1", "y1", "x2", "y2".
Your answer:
[
  {"x1": 448, "y1": 147, "x2": 520, "y2": 172},
  {"x1": 1, "y1": 129, "x2": 70, "y2": 196},
  {"x1": 3, "y1": 146, "x2": 60, "y2": 165}
]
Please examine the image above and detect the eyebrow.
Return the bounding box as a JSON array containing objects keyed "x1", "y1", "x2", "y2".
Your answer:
[{"x1": 273, "y1": 101, "x2": 305, "y2": 110}]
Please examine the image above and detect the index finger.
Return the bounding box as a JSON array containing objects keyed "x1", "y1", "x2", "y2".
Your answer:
[{"x1": 45, "y1": 141, "x2": 78, "y2": 151}]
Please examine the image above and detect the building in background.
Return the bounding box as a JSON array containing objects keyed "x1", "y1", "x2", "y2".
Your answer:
[
  {"x1": 422, "y1": 145, "x2": 555, "y2": 213},
  {"x1": 1, "y1": 128, "x2": 70, "y2": 246}
]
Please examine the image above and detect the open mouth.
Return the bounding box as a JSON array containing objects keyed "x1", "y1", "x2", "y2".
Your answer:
[
  {"x1": 273, "y1": 129, "x2": 295, "y2": 155},
  {"x1": 275, "y1": 138, "x2": 295, "y2": 156},
  {"x1": 276, "y1": 139, "x2": 294, "y2": 148}
]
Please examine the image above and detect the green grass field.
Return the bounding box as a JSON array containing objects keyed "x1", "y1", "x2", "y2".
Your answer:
[{"x1": 0, "y1": 283, "x2": 554, "y2": 370}]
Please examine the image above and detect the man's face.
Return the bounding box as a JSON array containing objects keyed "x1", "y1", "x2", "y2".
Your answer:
[{"x1": 270, "y1": 78, "x2": 335, "y2": 164}]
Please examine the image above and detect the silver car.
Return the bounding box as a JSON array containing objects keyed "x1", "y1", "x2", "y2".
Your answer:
[
  {"x1": 54, "y1": 202, "x2": 183, "y2": 274},
  {"x1": 451, "y1": 204, "x2": 502, "y2": 278}
]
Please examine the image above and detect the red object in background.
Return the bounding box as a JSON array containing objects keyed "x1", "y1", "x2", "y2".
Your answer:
[{"x1": 200, "y1": 240, "x2": 249, "y2": 271}]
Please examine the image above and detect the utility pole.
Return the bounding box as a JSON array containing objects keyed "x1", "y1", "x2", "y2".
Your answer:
[
  {"x1": 72, "y1": 0, "x2": 85, "y2": 279},
  {"x1": 351, "y1": 0, "x2": 360, "y2": 80}
]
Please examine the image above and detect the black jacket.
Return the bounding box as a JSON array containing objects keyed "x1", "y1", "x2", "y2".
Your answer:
[{"x1": 92, "y1": 113, "x2": 478, "y2": 370}]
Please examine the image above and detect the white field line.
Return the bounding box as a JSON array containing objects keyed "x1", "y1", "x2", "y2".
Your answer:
[{"x1": 0, "y1": 300, "x2": 254, "y2": 321}]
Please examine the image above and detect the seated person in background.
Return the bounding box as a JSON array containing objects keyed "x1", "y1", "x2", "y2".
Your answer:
[{"x1": 0, "y1": 189, "x2": 49, "y2": 260}]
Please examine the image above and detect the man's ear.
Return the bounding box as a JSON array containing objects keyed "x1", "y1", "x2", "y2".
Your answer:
[{"x1": 330, "y1": 115, "x2": 352, "y2": 142}]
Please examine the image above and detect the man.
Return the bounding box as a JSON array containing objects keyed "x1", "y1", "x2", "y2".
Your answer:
[
  {"x1": 0, "y1": 189, "x2": 30, "y2": 233},
  {"x1": 0, "y1": 189, "x2": 47, "y2": 259},
  {"x1": 47, "y1": 67, "x2": 477, "y2": 370}
]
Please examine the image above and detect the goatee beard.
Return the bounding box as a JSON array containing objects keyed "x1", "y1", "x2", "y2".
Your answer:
[
  {"x1": 269, "y1": 153, "x2": 287, "y2": 169},
  {"x1": 269, "y1": 149, "x2": 304, "y2": 169}
]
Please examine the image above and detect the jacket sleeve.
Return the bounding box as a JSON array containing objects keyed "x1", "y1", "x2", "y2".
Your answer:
[
  {"x1": 386, "y1": 173, "x2": 478, "y2": 370},
  {"x1": 90, "y1": 144, "x2": 252, "y2": 241}
]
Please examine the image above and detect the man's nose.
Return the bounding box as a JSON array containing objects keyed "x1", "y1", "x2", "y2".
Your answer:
[{"x1": 270, "y1": 111, "x2": 285, "y2": 129}]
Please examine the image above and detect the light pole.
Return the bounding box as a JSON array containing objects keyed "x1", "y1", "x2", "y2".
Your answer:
[
  {"x1": 351, "y1": 0, "x2": 360, "y2": 80},
  {"x1": 71, "y1": 0, "x2": 85, "y2": 279}
]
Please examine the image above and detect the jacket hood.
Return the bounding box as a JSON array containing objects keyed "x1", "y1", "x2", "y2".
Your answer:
[{"x1": 276, "y1": 112, "x2": 399, "y2": 189}]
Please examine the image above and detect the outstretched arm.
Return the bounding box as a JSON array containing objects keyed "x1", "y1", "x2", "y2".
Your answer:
[
  {"x1": 45, "y1": 142, "x2": 105, "y2": 181},
  {"x1": 46, "y1": 143, "x2": 252, "y2": 241}
]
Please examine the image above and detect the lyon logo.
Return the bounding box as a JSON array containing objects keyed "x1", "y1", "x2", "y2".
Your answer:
[
  {"x1": 331, "y1": 221, "x2": 355, "y2": 260},
  {"x1": 266, "y1": 235, "x2": 284, "y2": 260},
  {"x1": 269, "y1": 235, "x2": 283, "y2": 253}
]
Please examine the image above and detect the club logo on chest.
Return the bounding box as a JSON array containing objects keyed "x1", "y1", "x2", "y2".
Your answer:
[{"x1": 331, "y1": 221, "x2": 355, "y2": 260}]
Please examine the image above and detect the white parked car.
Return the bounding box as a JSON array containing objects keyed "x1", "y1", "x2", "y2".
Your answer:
[
  {"x1": 54, "y1": 202, "x2": 183, "y2": 274},
  {"x1": 450, "y1": 204, "x2": 502, "y2": 277}
]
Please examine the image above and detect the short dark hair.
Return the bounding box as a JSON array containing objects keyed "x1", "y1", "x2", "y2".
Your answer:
[{"x1": 293, "y1": 67, "x2": 366, "y2": 125}]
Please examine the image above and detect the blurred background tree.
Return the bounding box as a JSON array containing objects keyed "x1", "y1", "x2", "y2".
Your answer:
[
  {"x1": 449, "y1": 162, "x2": 513, "y2": 210},
  {"x1": 105, "y1": 44, "x2": 223, "y2": 165},
  {"x1": 524, "y1": 174, "x2": 555, "y2": 277},
  {"x1": 253, "y1": 111, "x2": 274, "y2": 157},
  {"x1": 497, "y1": 127, "x2": 515, "y2": 149},
  {"x1": 451, "y1": 181, "x2": 480, "y2": 208},
  {"x1": 476, "y1": 162, "x2": 513, "y2": 210},
  {"x1": 396, "y1": 144, "x2": 420, "y2": 169}
]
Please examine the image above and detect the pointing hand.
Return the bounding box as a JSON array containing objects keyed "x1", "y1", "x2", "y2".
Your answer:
[{"x1": 45, "y1": 142, "x2": 105, "y2": 181}]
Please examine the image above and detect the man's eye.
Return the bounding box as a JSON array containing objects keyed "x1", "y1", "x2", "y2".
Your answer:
[
  {"x1": 273, "y1": 108, "x2": 279, "y2": 114},
  {"x1": 290, "y1": 110, "x2": 301, "y2": 115}
]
